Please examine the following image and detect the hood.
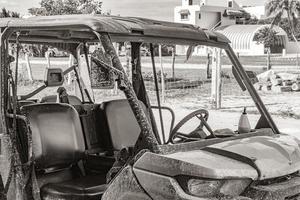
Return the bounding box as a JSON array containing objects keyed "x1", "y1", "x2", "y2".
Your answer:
[{"x1": 134, "y1": 134, "x2": 300, "y2": 180}]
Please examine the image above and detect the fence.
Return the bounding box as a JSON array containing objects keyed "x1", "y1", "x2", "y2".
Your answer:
[{"x1": 15, "y1": 54, "x2": 253, "y2": 106}]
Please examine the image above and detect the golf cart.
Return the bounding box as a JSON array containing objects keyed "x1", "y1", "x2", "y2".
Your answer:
[{"x1": 0, "y1": 15, "x2": 299, "y2": 200}]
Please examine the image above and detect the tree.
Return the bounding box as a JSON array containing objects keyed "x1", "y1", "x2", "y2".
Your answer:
[
  {"x1": 29, "y1": 0, "x2": 102, "y2": 16},
  {"x1": 266, "y1": 0, "x2": 300, "y2": 49},
  {"x1": 0, "y1": 8, "x2": 20, "y2": 18},
  {"x1": 254, "y1": 27, "x2": 279, "y2": 70}
]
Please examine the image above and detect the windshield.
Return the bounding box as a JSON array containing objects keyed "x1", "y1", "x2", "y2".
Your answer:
[
  {"x1": 89, "y1": 42, "x2": 270, "y2": 143},
  {"x1": 138, "y1": 44, "x2": 263, "y2": 141},
  {"x1": 12, "y1": 39, "x2": 283, "y2": 144}
]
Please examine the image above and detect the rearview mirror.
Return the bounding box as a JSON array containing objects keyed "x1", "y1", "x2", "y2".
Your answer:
[{"x1": 44, "y1": 68, "x2": 64, "y2": 87}]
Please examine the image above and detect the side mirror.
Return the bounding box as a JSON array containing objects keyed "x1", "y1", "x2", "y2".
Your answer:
[{"x1": 44, "y1": 68, "x2": 64, "y2": 87}]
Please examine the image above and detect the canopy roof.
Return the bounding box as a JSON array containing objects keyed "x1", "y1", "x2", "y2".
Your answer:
[
  {"x1": 0, "y1": 15, "x2": 230, "y2": 46},
  {"x1": 216, "y1": 25, "x2": 287, "y2": 50}
]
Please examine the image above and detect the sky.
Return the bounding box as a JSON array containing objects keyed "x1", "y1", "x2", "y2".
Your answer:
[{"x1": 1, "y1": 0, "x2": 265, "y2": 21}]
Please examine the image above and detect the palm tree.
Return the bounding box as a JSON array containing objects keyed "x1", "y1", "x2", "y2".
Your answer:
[
  {"x1": 254, "y1": 27, "x2": 279, "y2": 69},
  {"x1": 266, "y1": 0, "x2": 300, "y2": 46}
]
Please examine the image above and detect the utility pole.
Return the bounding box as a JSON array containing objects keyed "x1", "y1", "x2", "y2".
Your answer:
[
  {"x1": 211, "y1": 48, "x2": 222, "y2": 109},
  {"x1": 24, "y1": 52, "x2": 33, "y2": 81},
  {"x1": 159, "y1": 44, "x2": 165, "y2": 103},
  {"x1": 45, "y1": 51, "x2": 51, "y2": 68},
  {"x1": 171, "y1": 46, "x2": 176, "y2": 79},
  {"x1": 206, "y1": 52, "x2": 211, "y2": 79}
]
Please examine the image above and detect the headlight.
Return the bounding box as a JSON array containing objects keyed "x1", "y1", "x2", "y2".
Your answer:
[
  {"x1": 188, "y1": 179, "x2": 223, "y2": 197},
  {"x1": 177, "y1": 176, "x2": 252, "y2": 198}
]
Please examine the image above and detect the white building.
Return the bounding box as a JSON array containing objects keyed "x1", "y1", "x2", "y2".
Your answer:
[
  {"x1": 174, "y1": 0, "x2": 245, "y2": 30},
  {"x1": 174, "y1": 0, "x2": 252, "y2": 55},
  {"x1": 174, "y1": 0, "x2": 298, "y2": 55}
]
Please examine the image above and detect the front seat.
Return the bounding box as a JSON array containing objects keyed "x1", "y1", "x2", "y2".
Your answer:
[
  {"x1": 101, "y1": 99, "x2": 148, "y2": 151},
  {"x1": 21, "y1": 103, "x2": 107, "y2": 200}
]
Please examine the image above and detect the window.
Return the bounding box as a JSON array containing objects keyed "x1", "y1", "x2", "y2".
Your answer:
[
  {"x1": 181, "y1": 13, "x2": 189, "y2": 20},
  {"x1": 228, "y1": 0, "x2": 233, "y2": 7},
  {"x1": 199, "y1": 13, "x2": 201, "y2": 19},
  {"x1": 189, "y1": 0, "x2": 193, "y2": 5}
]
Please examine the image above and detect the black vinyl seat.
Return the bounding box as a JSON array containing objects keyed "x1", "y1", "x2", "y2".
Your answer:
[{"x1": 21, "y1": 103, "x2": 107, "y2": 200}]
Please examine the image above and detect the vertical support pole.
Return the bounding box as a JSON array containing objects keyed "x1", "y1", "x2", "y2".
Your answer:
[
  {"x1": 211, "y1": 48, "x2": 222, "y2": 109},
  {"x1": 45, "y1": 51, "x2": 50, "y2": 68},
  {"x1": 206, "y1": 53, "x2": 211, "y2": 79},
  {"x1": 296, "y1": 53, "x2": 299, "y2": 69},
  {"x1": 131, "y1": 42, "x2": 160, "y2": 143},
  {"x1": 0, "y1": 174, "x2": 5, "y2": 200},
  {"x1": 171, "y1": 46, "x2": 176, "y2": 79},
  {"x1": 159, "y1": 45, "x2": 165, "y2": 103},
  {"x1": 0, "y1": 29, "x2": 7, "y2": 200},
  {"x1": 1, "y1": 30, "x2": 26, "y2": 200},
  {"x1": 131, "y1": 43, "x2": 142, "y2": 95},
  {"x1": 113, "y1": 42, "x2": 119, "y2": 57},
  {"x1": 267, "y1": 48, "x2": 271, "y2": 70},
  {"x1": 24, "y1": 53, "x2": 33, "y2": 81},
  {"x1": 67, "y1": 54, "x2": 74, "y2": 85},
  {"x1": 216, "y1": 48, "x2": 222, "y2": 109},
  {"x1": 125, "y1": 42, "x2": 131, "y2": 79}
]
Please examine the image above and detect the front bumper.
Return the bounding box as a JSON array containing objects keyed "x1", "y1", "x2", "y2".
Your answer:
[
  {"x1": 134, "y1": 168, "x2": 300, "y2": 200},
  {"x1": 244, "y1": 176, "x2": 300, "y2": 200},
  {"x1": 134, "y1": 168, "x2": 251, "y2": 200}
]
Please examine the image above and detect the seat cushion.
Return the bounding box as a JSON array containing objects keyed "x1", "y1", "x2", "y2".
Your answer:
[
  {"x1": 41, "y1": 174, "x2": 107, "y2": 200},
  {"x1": 102, "y1": 99, "x2": 148, "y2": 151}
]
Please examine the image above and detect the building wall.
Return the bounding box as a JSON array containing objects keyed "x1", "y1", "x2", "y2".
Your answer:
[
  {"x1": 174, "y1": 5, "x2": 200, "y2": 25},
  {"x1": 182, "y1": 0, "x2": 202, "y2": 6},
  {"x1": 196, "y1": 11, "x2": 220, "y2": 29},
  {"x1": 175, "y1": 1, "x2": 240, "y2": 28},
  {"x1": 221, "y1": 12, "x2": 236, "y2": 27}
]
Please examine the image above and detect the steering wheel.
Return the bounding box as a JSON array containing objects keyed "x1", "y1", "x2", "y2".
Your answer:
[{"x1": 168, "y1": 109, "x2": 216, "y2": 144}]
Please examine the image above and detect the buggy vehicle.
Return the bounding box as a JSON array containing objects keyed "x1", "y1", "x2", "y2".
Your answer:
[{"x1": 0, "y1": 15, "x2": 299, "y2": 200}]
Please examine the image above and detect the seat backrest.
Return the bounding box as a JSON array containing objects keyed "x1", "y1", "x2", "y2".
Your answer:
[
  {"x1": 101, "y1": 99, "x2": 147, "y2": 151},
  {"x1": 21, "y1": 103, "x2": 85, "y2": 170},
  {"x1": 40, "y1": 95, "x2": 82, "y2": 105}
]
